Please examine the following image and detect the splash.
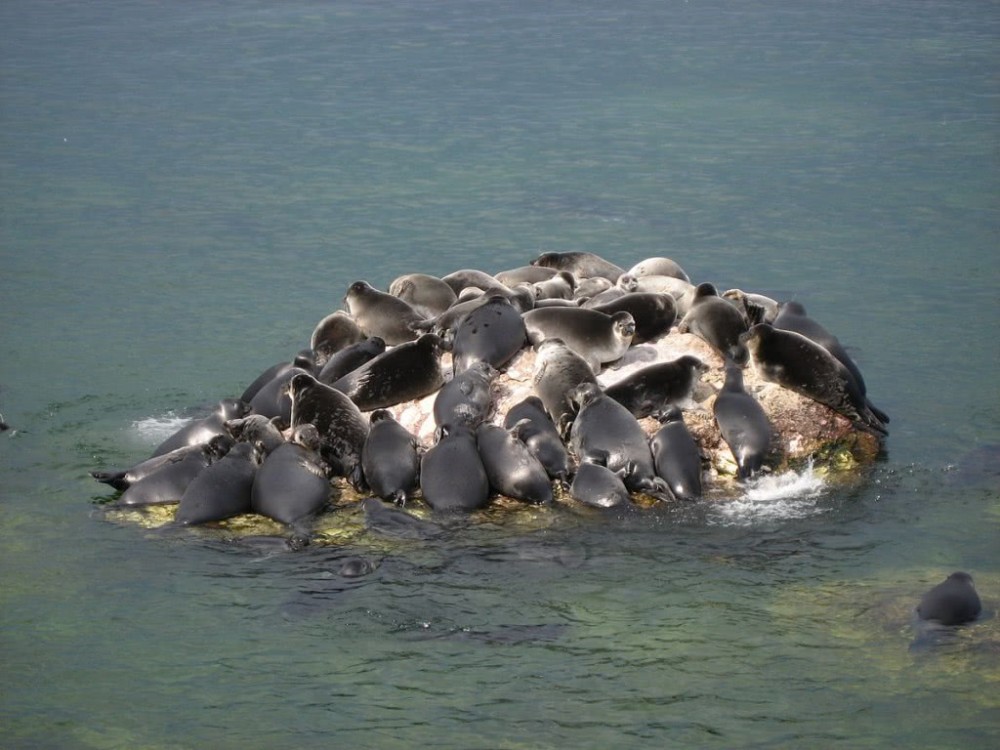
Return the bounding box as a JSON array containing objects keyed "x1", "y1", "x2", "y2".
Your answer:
[
  {"x1": 709, "y1": 463, "x2": 829, "y2": 526},
  {"x1": 130, "y1": 413, "x2": 192, "y2": 444}
]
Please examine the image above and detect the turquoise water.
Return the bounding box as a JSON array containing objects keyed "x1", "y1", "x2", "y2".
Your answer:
[{"x1": 1, "y1": 2, "x2": 998, "y2": 748}]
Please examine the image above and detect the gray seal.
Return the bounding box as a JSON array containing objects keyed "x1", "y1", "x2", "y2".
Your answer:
[
  {"x1": 589, "y1": 292, "x2": 677, "y2": 344},
  {"x1": 532, "y1": 271, "x2": 576, "y2": 301},
  {"x1": 175, "y1": 441, "x2": 258, "y2": 526},
  {"x1": 240, "y1": 350, "x2": 315, "y2": 403},
  {"x1": 344, "y1": 280, "x2": 427, "y2": 346},
  {"x1": 604, "y1": 355, "x2": 708, "y2": 419},
  {"x1": 309, "y1": 311, "x2": 365, "y2": 365},
  {"x1": 772, "y1": 301, "x2": 889, "y2": 425},
  {"x1": 503, "y1": 396, "x2": 569, "y2": 481},
  {"x1": 569, "y1": 454, "x2": 632, "y2": 509},
  {"x1": 494, "y1": 265, "x2": 557, "y2": 287},
  {"x1": 723, "y1": 289, "x2": 780, "y2": 326},
  {"x1": 742, "y1": 323, "x2": 888, "y2": 436},
  {"x1": 441, "y1": 269, "x2": 513, "y2": 297},
  {"x1": 331, "y1": 333, "x2": 446, "y2": 411},
  {"x1": 251, "y1": 424, "x2": 331, "y2": 531},
  {"x1": 316, "y1": 337, "x2": 387, "y2": 385},
  {"x1": 224, "y1": 414, "x2": 286, "y2": 457},
  {"x1": 388, "y1": 273, "x2": 458, "y2": 319},
  {"x1": 650, "y1": 406, "x2": 703, "y2": 501},
  {"x1": 420, "y1": 424, "x2": 490, "y2": 512},
  {"x1": 249, "y1": 366, "x2": 310, "y2": 423},
  {"x1": 361, "y1": 409, "x2": 420, "y2": 506},
  {"x1": 531, "y1": 338, "x2": 598, "y2": 438},
  {"x1": 712, "y1": 365, "x2": 772, "y2": 479},
  {"x1": 626, "y1": 256, "x2": 691, "y2": 283},
  {"x1": 568, "y1": 382, "x2": 670, "y2": 499},
  {"x1": 531, "y1": 251, "x2": 625, "y2": 282},
  {"x1": 451, "y1": 295, "x2": 527, "y2": 374},
  {"x1": 522, "y1": 307, "x2": 635, "y2": 371},
  {"x1": 433, "y1": 360, "x2": 497, "y2": 433},
  {"x1": 288, "y1": 372, "x2": 369, "y2": 483},
  {"x1": 916, "y1": 571, "x2": 983, "y2": 626},
  {"x1": 475, "y1": 423, "x2": 553, "y2": 505},
  {"x1": 361, "y1": 497, "x2": 441, "y2": 539},
  {"x1": 677, "y1": 283, "x2": 749, "y2": 364},
  {"x1": 149, "y1": 398, "x2": 249, "y2": 458},
  {"x1": 91, "y1": 434, "x2": 234, "y2": 492},
  {"x1": 117, "y1": 437, "x2": 232, "y2": 506}
]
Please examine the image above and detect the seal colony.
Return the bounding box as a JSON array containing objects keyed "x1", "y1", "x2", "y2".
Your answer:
[{"x1": 93, "y1": 251, "x2": 889, "y2": 538}]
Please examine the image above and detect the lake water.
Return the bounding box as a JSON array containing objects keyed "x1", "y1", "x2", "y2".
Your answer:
[{"x1": 1, "y1": 1, "x2": 998, "y2": 748}]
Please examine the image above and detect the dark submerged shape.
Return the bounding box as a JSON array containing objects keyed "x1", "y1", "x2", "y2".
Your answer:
[{"x1": 916, "y1": 571, "x2": 982, "y2": 626}]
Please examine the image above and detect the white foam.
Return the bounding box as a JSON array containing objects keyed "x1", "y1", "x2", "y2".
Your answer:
[
  {"x1": 131, "y1": 413, "x2": 192, "y2": 444},
  {"x1": 708, "y1": 463, "x2": 829, "y2": 526}
]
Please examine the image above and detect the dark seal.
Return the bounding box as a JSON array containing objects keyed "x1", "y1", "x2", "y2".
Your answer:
[
  {"x1": 916, "y1": 571, "x2": 983, "y2": 626},
  {"x1": 712, "y1": 365, "x2": 772, "y2": 480},
  {"x1": 332, "y1": 333, "x2": 446, "y2": 411}
]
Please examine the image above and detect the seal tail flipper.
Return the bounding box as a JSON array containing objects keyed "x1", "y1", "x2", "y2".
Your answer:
[{"x1": 867, "y1": 399, "x2": 890, "y2": 425}]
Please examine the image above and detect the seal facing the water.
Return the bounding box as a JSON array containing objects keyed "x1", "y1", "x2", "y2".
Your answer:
[{"x1": 916, "y1": 571, "x2": 982, "y2": 626}]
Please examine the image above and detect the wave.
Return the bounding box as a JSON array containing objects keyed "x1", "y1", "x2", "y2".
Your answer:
[
  {"x1": 130, "y1": 413, "x2": 192, "y2": 444},
  {"x1": 707, "y1": 463, "x2": 829, "y2": 526}
]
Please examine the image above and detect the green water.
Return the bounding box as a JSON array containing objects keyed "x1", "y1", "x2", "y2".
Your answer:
[{"x1": 1, "y1": 1, "x2": 998, "y2": 747}]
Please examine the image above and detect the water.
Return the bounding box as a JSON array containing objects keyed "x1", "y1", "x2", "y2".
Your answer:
[{"x1": 1, "y1": 1, "x2": 998, "y2": 747}]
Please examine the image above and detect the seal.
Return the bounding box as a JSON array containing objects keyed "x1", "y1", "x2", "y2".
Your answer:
[
  {"x1": 677, "y1": 283, "x2": 749, "y2": 364},
  {"x1": 331, "y1": 333, "x2": 445, "y2": 411},
  {"x1": 649, "y1": 406, "x2": 703, "y2": 501},
  {"x1": 361, "y1": 497, "x2": 442, "y2": 539},
  {"x1": 712, "y1": 364, "x2": 773, "y2": 479},
  {"x1": 475, "y1": 422, "x2": 553, "y2": 505},
  {"x1": 742, "y1": 323, "x2": 888, "y2": 435},
  {"x1": 522, "y1": 307, "x2": 635, "y2": 371},
  {"x1": 503, "y1": 396, "x2": 570, "y2": 481},
  {"x1": 150, "y1": 398, "x2": 249, "y2": 458},
  {"x1": 442, "y1": 269, "x2": 513, "y2": 297},
  {"x1": 604, "y1": 355, "x2": 708, "y2": 419},
  {"x1": 494, "y1": 265, "x2": 557, "y2": 287},
  {"x1": 344, "y1": 280, "x2": 427, "y2": 346},
  {"x1": 916, "y1": 571, "x2": 983, "y2": 626},
  {"x1": 117, "y1": 437, "x2": 232, "y2": 506},
  {"x1": 433, "y1": 360, "x2": 497, "y2": 433},
  {"x1": 388, "y1": 273, "x2": 458, "y2": 319},
  {"x1": 288, "y1": 372, "x2": 369, "y2": 483},
  {"x1": 249, "y1": 366, "x2": 310, "y2": 423},
  {"x1": 224, "y1": 414, "x2": 286, "y2": 457},
  {"x1": 316, "y1": 336, "x2": 386, "y2": 385},
  {"x1": 567, "y1": 382, "x2": 670, "y2": 499},
  {"x1": 589, "y1": 292, "x2": 677, "y2": 344},
  {"x1": 531, "y1": 338, "x2": 599, "y2": 438},
  {"x1": 175, "y1": 441, "x2": 258, "y2": 526},
  {"x1": 309, "y1": 311, "x2": 365, "y2": 365},
  {"x1": 532, "y1": 271, "x2": 576, "y2": 301},
  {"x1": 240, "y1": 350, "x2": 316, "y2": 403},
  {"x1": 420, "y1": 424, "x2": 490, "y2": 512},
  {"x1": 569, "y1": 453, "x2": 631, "y2": 509},
  {"x1": 573, "y1": 276, "x2": 614, "y2": 300},
  {"x1": 531, "y1": 251, "x2": 625, "y2": 282},
  {"x1": 93, "y1": 434, "x2": 234, "y2": 493},
  {"x1": 361, "y1": 409, "x2": 420, "y2": 506},
  {"x1": 772, "y1": 301, "x2": 889, "y2": 424},
  {"x1": 251, "y1": 424, "x2": 331, "y2": 531},
  {"x1": 626, "y1": 256, "x2": 691, "y2": 283},
  {"x1": 451, "y1": 295, "x2": 527, "y2": 374},
  {"x1": 723, "y1": 289, "x2": 780, "y2": 326}
]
